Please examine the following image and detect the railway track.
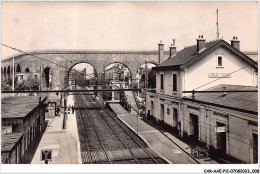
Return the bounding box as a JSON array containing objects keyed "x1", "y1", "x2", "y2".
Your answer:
[{"x1": 74, "y1": 93, "x2": 167, "y2": 164}]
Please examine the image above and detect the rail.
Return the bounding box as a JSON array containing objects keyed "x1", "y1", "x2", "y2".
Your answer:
[
  {"x1": 84, "y1": 94, "x2": 160, "y2": 164},
  {"x1": 76, "y1": 94, "x2": 112, "y2": 164},
  {"x1": 82, "y1": 94, "x2": 140, "y2": 164},
  {"x1": 74, "y1": 98, "x2": 94, "y2": 164}
]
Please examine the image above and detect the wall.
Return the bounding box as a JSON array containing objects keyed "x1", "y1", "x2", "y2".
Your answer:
[
  {"x1": 180, "y1": 101, "x2": 257, "y2": 163},
  {"x1": 156, "y1": 70, "x2": 182, "y2": 98},
  {"x1": 183, "y1": 47, "x2": 257, "y2": 95},
  {"x1": 228, "y1": 115, "x2": 251, "y2": 163},
  {"x1": 2, "y1": 50, "x2": 169, "y2": 90}
]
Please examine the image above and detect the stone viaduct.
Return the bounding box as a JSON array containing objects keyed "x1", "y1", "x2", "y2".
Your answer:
[{"x1": 1, "y1": 49, "x2": 169, "y2": 89}]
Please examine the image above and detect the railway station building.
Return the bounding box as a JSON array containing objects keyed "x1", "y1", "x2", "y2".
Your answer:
[
  {"x1": 1, "y1": 96, "x2": 47, "y2": 164},
  {"x1": 145, "y1": 36, "x2": 258, "y2": 163}
]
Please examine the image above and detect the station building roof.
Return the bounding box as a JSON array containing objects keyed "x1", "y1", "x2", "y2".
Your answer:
[
  {"x1": 153, "y1": 39, "x2": 258, "y2": 71},
  {"x1": 244, "y1": 51, "x2": 258, "y2": 62},
  {"x1": 183, "y1": 84, "x2": 258, "y2": 116},
  {"x1": 1, "y1": 132, "x2": 23, "y2": 152},
  {"x1": 1, "y1": 96, "x2": 46, "y2": 119}
]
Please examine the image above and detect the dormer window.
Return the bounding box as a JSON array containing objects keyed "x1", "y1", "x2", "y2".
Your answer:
[
  {"x1": 218, "y1": 56, "x2": 222, "y2": 66},
  {"x1": 216, "y1": 55, "x2": 224, "y2": 68}
]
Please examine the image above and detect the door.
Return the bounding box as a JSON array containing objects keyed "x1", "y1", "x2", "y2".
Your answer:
[
  {"x1": 173, "y1": 108, "x2": 178, "y2": 128},
  {"x1": 160, "y1": 104, "x2": 164, "y2": 124},
  {"x1": 190, "y1": 114, "x2": 199, "y2": 141},
  {"x1": 253, "y1": 133, "x2": 258, "y2": 163},
  {"x1": 216, "y1": 122, "x2": 227, "y2": 157},
  {"x1": 151, "y1": 101, "x2": 154, "y2": 117}
]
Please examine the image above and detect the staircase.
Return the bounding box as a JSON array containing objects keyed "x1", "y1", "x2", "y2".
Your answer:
[{"x1": 111, "y1": 82, "x2": 139, "y2": 114}]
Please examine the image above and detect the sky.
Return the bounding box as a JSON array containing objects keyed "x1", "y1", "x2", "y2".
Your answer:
[
  {"x1": 72, "y1": 63, "x2": 94, "y2": 74},
  {"x1": 1, "y1": 1, "x2": 258, "y2": 60}
]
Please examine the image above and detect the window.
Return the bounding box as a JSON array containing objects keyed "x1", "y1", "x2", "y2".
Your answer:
[
  {"x1": 19, "y1": 75, "x2": 24, "y2": 80},
  {"x1": 218, "y1": 56, "x2": 223, "y2": 67},
  {"x1": 167, "y1": 108, "x2": 170, "y2": 114},
  {"x1": 160, "y1": 74, "x2": 164, "y2": 90},
  {"x1": 173, "y1": 74, "x2": 177, "y2": 91},
  {"x1": 34, "y1": 75, "x2": 38, "y2": 81},
  {"x1": 173, "y1": 108, "x2": 178, "y2": 121},
  {"x1": 151, "y1": 101, "x2": 154, "y2": 116}
]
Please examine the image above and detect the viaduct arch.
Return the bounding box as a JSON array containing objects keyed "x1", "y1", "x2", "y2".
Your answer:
[{"x1": 1, "y1": 50, "x2": 169, "y2": 89}]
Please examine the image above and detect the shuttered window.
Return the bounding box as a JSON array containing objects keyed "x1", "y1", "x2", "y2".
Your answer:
[
  {"x1": 160, "y1": 74, "x2": 164, "y2": 90},
  {"x1": 173, "y1": 74, "x2": 177, "y2": 91}
]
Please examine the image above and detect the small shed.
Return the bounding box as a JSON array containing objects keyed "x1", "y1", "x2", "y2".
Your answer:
[{"x1": 1, "y1": 133, "x2": 23, "y2": 164}]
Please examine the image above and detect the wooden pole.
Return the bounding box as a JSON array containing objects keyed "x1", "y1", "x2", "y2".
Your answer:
[{"x1": 12, "y1": 57, "x2": 15, "y2": 92}]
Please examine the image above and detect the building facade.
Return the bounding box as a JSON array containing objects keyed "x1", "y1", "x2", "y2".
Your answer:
[{"x1": 145, "y1": 36, "x2": 258, "y2": 163}]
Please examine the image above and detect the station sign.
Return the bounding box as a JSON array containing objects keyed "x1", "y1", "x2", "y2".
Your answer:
[
  {"x1": 41, "y1": 149, "x2": 52, "y2": 161},
  {"x1": 215, "y1": 126, "x2": 227, "y2": 133},
  {"x1": 208, "y1": 73, "x2": 231, "y2": 78}
]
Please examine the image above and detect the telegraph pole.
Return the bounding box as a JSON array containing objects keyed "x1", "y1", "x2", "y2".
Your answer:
[
  {"x1": 12, "y1": 57, "x2": 14, "y2": 92},
  {"x1": 137, "y1": 68, "x2": 139, "y2": 97},
  {"x1": 40, "y1": 65, "x2": 42, "y2": 91},
  {"x1": 216, "y1": 9, "x2": 220, "y2": 39}
]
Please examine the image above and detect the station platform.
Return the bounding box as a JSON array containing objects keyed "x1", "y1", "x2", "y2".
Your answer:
[
  {"x1": 31, "y1": 95, "x2": 81, "y2": 164},
  {"x1": 109, "y1": 103, "x2": 218, "y2": 164}
]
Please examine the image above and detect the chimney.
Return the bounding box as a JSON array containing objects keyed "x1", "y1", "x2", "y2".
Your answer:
[
  {"x1": 158, "y1": 40, "x2": 164, "y2": 64},
  {"x1": 169, "y1": 39, "x2": 177, "y2": 58},
  {"x1": 231, "y1": 36, "x2": 240, "y2": 50},
  {"x1": 196, "y1": 35, "x2": 206, "y2": 52}
]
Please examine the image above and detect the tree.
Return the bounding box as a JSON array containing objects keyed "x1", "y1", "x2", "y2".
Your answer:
[
  {"x1": 16, "y1": 75, "x2": 39, "y2": 91},
  {"x1": 1, "y1": 76, "x2": 18, "y2": 91},
  {"x1": 139, "y1": 70, "x2": 156, "y2": 89},
  {"x1": 148, "y1": 70, "x2": 156, "y2": 88}
]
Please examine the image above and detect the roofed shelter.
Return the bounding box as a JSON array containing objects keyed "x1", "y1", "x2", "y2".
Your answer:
[{"x1": 1, "y1": 96, "x2": 47, "y2": 164}]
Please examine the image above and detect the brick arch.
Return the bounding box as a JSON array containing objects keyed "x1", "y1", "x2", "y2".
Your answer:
[
  {"x1": 25, "y1": 68, "x2": 30, "y2": 72},
  {"x1": 3, "y1": 67, "x2": 6, "y2": 80},
  {"x1": 7, "y1": 66, "x2": 10, "y2": 79},
  {"x1": 16, "y1": 64, "x2": 21, "y2": 72}
]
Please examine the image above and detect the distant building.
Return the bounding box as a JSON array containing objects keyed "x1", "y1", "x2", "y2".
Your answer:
[
  {"x1": 146, "y1": 36, "x2": 258, "y2": 163},
  {"x1": 16, "y1": 72, "x2": 40, "y2": 83},
  {"x1": 104, "y1": 63, "x2": 130, "y2": 81}
]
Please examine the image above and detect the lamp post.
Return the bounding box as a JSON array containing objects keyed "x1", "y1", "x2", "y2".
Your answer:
[
  {"x1": 137, "y1": 68, "x2": 139, "y2": 97},
  {"x1": 12, "y1": 57, "x2": 14, "y2": 93}
]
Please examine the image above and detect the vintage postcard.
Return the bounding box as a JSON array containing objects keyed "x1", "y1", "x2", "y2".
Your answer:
[{"x1": 1, "y1": 1, "x2": 258, "y2": 174}]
